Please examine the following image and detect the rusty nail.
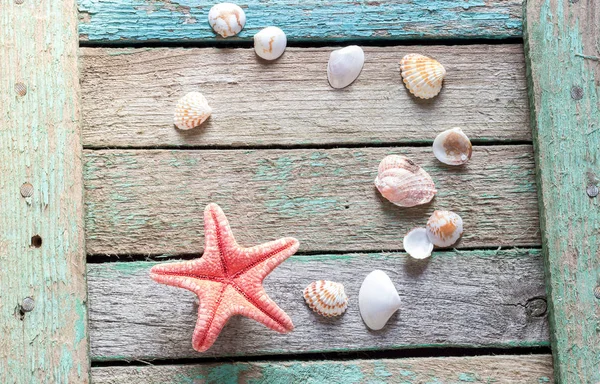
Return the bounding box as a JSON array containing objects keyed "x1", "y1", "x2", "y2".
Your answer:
[
  {"x1": 594, "y1": 286, "x2": 600, "y2": 299},
  {"x1": 571, "y1": 86, "x2": 584, "y2": 100},
  {"x1": 587, "y1": 185, "x2": 598, "y2": 197},
  {"x1": 21, "y1": 297, "x2": 35, "y2": 312},
  {"x1": 20, "y1": 182, "x2": 33, "y2": 197}
]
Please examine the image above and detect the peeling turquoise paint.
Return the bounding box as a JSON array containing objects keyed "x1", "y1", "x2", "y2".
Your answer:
[
  {"x1": 458, "y1": 372, "x2": 478, "y2": 382},
  {"x1": 248, "y1": 362, "x2": 364, "y2": 384}
]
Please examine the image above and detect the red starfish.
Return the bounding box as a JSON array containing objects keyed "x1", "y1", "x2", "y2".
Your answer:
[{"x1": 150, "y1": 203, "x2": 298, "y2": 352}]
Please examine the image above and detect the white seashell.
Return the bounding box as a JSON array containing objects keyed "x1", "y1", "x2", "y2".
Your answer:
[
  {"x1": 254, "y1": 27, "x2": 287, "y2": 61},
  {"x1": 374, "y1": 155, "x2": 437, "y2": 207},
  {"x1": 303, "y1": 280, "x2": 348, "y2": 317},
  {"x1": 359, "y1": 270, "x2": 401, "y2": 330},
  {"x1": 327, "y1": 45, "x2": 365, "y2": 89},
  {"x1": 208, "y1": 3, "x2": 246, "y2": 38},
  {"x1": 426, "y1": 210, "x2": 463, "y2": 247},
  {"x1": 400, "y1": 54, "x2": 446, "y2": 99},
  {"x1": 403, "y1": 227, "x2": 433, "y2": 259},
  {"x1": 173, "y1": 92, "x2": 212, "y2": 130},
  {"x1": 433, "y1": 128, "x2": 472, "y2": 165}
]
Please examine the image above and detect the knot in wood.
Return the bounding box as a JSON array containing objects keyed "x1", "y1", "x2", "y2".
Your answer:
[{"x1": 525, "y1": 298, "x2": 547, "y2": 318}]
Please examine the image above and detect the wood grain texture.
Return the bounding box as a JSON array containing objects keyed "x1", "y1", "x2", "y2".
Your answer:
[
  {"x1": 88, "y1": 249, "x2": 548, "y2": 360},
  {"x1": 77, "y1": 0, "x2": 523, "y2": 43},
  {"x1": 84, "y1": 145, "x2": 540, "y2": 255},
  {"x1": 91, "y1": 355, "x2": 554, "y2": 383},
  {"x1": 81, "y1": 45, "x2": 530, "y2": 148},
  {"x1": 0, "y1": 0, "x2": 89, "y2": 382},
  {"x1": 524, "y1": 0, "x2": 600, "y2": 382}
]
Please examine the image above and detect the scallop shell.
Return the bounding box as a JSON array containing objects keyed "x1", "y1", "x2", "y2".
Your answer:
[
  {"x1": 173, "y1": 92, "x2": 212, "y2": 130},
  {"x1": 374, "y1": 155, "x2": 437, "y2": 207},
  {"x1": 359, "y1": 270, "x2": 401, "y2": 330},
  {"x1": 208, "y1": 3, "x2": 246, "y2": 38},
  {"x1": 426, "y1": 210, "x2": 463, "y2": 247},
  {"x1": 303, "y1": 280, "x2": 348, "y2": 317},
  {"x1": 254, "y1": 27, "x2": 287, "y2": 61},
  {"x1": 327, "y1": 45, "x2": 365, "y2": 89},
  {"x1": 403, "y1": 227, "x2": 433, "y2": 259},
  {"x1": 400, "y1": 54, "x2": 446, "y2": 99},
  {"x1": 433, "y1": 128, "x2": 472, "y2": 165}
]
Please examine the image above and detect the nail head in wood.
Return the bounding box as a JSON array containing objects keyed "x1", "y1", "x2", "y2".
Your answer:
[
  {"x1": 595, "y1": 286, "x2": 600, "y2": 299},
  {"x1": 14, "y1": 82, "x2": 27, "y2": 96},
  {"x1": 21, "y1": 297, "x2": 35, "y2": 312},
  {"x1": 571, "y1": 86, "x2": 583, "y2": 100},
  {"x1": 20, "y1": 182, "x2": 33, "y2": 197},
  {"x1": 587, "y1": 185, "x2": 598, "y2": 198},
  {"x1": 15, "y1": 0, "x2": 25, "y2": 4}
]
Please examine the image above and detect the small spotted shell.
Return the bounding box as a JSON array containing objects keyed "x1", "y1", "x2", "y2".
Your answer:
[
  {"x1": 174, "y1": 92, "x2": 212, "y2": 130},
  {"x1": 433, "y1": 128, "x2": 472, "y2": 165},
  {"x1": 426, "y1": 210, "x2": 463, "y2": 247},
  {"x1": 208, "y1": 3, "x2": 246, "y2": 38},
  {"x1": 374, "y1": 155, "x2": 437, "y2": 207},
  {"x1": 400, "y1": 54, "x2": 446, "y2": 99},
  {"x1": 303, "y1": 280, "x2": 348, "y2": 317}
]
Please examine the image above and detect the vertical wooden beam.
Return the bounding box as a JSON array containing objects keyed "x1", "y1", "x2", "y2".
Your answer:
[
  {"x1": 524, "y1": 0, "x2": 599, "y2": 382},
  {"x1": 0, "y1": 0, "x2": 89, "y2": 382}
]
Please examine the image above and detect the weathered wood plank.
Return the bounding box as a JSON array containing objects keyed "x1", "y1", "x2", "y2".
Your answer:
[
  {"x1": 78, "y1": 0, "x2": 523, "y2": 43},
  {"x1": 0, "y1": 0, "x2": 89, "y2": 382},
  {"x1": 88, "y1": 249, "x2": 548, "y2": 360},
  {"x1": 91, "y1": 355, "x2": 554, "y2": 383},
  {"x1": 524, "y1": 0, "x2": 600, "y2": 382},
  {"x1": 81, "y1": 45, "x2": 530, "y2": 148},
  {"x1": 84, "y1": 146, "x2": 540, "y2": 255}
]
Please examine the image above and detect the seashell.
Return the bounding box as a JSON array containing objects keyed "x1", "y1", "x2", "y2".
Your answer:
[
  {"x1": 327, "y1": 45, "x2": 365, "y2": 89},
  {"x1": 254, "y1": 27, "x2": 287, "y2": 61},
  {"x1": 426, "y1": 210, "x2": 463, "y2": 247},
  {"x1": 403, "y1": 227, "x2": 433, "y2": 259},
  {"x1": 400, "y1": 54, "x2": 446, "y2": 99},
  {"x1": 208, "y1": 3, "x2": 246, "y2": 38},
  {"x1": 433, "y1": 128, "x2": 472, "y2": 165},
  {"x1": 173, "y1": 92, "x2": 212, "y2": 130},
  {"x1": 374, "y1": 155, "x2": 437, "y2": 207},
  {"x1": 303, "y1": 280, "x2": 348, "y2": 317},
  {"x1": 358, "y1": 270, "x2": 401, "y2": 330}
]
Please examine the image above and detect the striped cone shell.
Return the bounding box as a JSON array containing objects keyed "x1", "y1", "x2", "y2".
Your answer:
[
  {"x1": 174, "y1": 92, "x2": 212, "y2": 130},
  {"x1": 375, "y1": 155, "x2": 437, "y2": 207},
  {"x1": 303, "y1": 280, "x2": 348, "y2": 317},
  {"x1": 400, "y1": 54, "x2": 446, "y2": 99}
]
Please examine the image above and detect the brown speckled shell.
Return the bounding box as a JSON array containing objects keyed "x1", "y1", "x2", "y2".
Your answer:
[{"x1": 303, "y1": 280, "x2": 348, "y2": 317}]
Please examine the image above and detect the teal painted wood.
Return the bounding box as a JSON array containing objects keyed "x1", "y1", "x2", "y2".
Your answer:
[
  {"x1": 524, "y1": 0, "x2": 600, "y2": 382},
  {"x1": 0, "y1": 0, "x2": 89, "y2": 382},
  {"x1": 91, "y1": 355, "x2": 554, "y2": 384},
  {"x1": 78, "y1": 0, "x2": 523, "y2": 43}
]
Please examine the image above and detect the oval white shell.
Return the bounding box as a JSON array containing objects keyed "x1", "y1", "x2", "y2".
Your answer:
[
  {"x1": 327, "y1": 45, "x2": 365, "y2": 89},
  {"x1": 254, "y1": 27, "x2": 287, "y2": 61},
  {"x1": 173, "y1": 92, "x2": 212, "y2": 130},
  {"x1": 303, "y1": 280, "x2": 348, "y2": 317},
  {"x1": 208, "y1": 3, "x2": 246, "y2": 38},
  {"x1": 359, "y1": 270, "x2": 401, "y2": 330},
  {"x1": 433, "y1": 128, "x2": 472, "y2": 165},
  {"x1": 374, "y1": 155, "x2": 437, "y2": 207},
  {"x1": 426, "y1": 210, "x2": 463, "y2": 247},
  {"x1": 400, "y1": 53, "x2": 446, "y2": 99},
  {"x1": 403, "y1": 227, "x2": 433, "y2": 259}
]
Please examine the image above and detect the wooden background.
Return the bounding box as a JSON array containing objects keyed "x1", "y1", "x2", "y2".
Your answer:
[{"x1": 80, "y1": 0, "x2": 555, "y2": 382}]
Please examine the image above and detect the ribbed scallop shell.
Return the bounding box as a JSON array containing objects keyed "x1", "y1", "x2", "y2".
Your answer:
[
  {"x1": 433, "y1": 128, "x2": 472, "y2": 165},
  {"x1": 303, "y1": 280, "x2": 348, "y2": 317},
  {"x1": 400, "y1": 54, "x2": 446, "y2": 99},
  {"x1": 174, "y1": 92, "x2": 212, "y2": 130},
  {"x1": 426, "y1": 210, "x2": 463, "y2": 247},
  {"x1": 374, "y1": 155, "x2": 437, "y2": 207}
]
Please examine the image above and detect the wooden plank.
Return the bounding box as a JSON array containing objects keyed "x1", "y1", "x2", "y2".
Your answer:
[
  {"x1": 81, "y1": 45, "x2": 530, "y2": 148},
  {"x1": 524, "y1": 0, "x2": 600, "y2": 382},
  {"x1": 84, "y1": 145, "x2": 540, "y2": 255},
  {"x1": 91, "y1": 355, "x2": 554, "y2": 383},
  {"x1": 88, "y1": 249, "x2": 548, "y2": 360},
  {"x1": 78, "y1": 0, "x2": 523, "y2": 43},
  {"x1": 0, "y1": 0, "x2": 89, "y2": 382}
]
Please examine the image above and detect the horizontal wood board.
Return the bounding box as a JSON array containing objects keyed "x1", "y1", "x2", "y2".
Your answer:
[
  {"x1": 84, "y1": 145, "x2": 540, "y2": 255},
  {"x1": 81, "y1": 45, "x2": 530, "y2": 148},
  {"x1": 88, "y1": 249, "x2": 548, "y2": 360},
  {"x1": 91, "y1": 355, "x2": 554, "y2": 383},
  {"x1": 78, "y1": 0, "x2": 523, "y2": 43}
]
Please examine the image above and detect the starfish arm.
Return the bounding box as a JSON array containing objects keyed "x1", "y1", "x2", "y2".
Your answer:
[
  {"x1": 149, "y1": 257, "x2": 225, "y2": 282},
  {"x1": 203, "y1": 204, "x2": 239, "y2": 272},
  {"x1": 227, "y1": 237, "x2": 300, "y2": 277}
]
